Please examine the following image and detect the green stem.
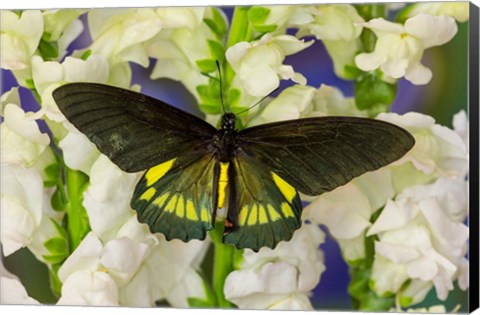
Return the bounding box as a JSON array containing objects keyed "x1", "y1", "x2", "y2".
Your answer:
[
  {"x1": 65, "y1": 167, "x2": 90, "y2": 251},
  {"x1": 225, "y1": 6, "x2": 251, "y2": 87},
  {"x1": 357, "y1": 4, "x2": 385, "y2": 53},
  {"x1": 210, "y1": 224, "x2": 234, "y2": 308}
]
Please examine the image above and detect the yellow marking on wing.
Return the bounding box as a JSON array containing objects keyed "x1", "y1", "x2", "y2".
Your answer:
[
  {"x1": 247, "y1": 204, "x2": 258, "y2": 226},
  {"x1": 217, "y1": 162, "x2": 229, "y2": 208},
  {"x1": 140, "y1": 187, "x2": 156, "y2": 201},
  {"x1": 145, "y1": 158, "x2": 176, "y2": 186},
  {"x1": 267, "y1": 205, "x2": 281, "y2": 221},
  {"x1": 165, "y1": 194, "x2": 178, "y2": 213},
  {"x1": 186, "y1": 199, "x2": 198, "y2": 221},
  {"x1": 258, "y1": 205, "x2": 268, "y2": 224},
  {"x1": 176, "y1": 195, "x2": 185, "y2": 218},
  {"x1": 281, "y1": 202, "x2": 295, "y2": 218},
  {"x1": 272, "y1": 172, "x2": 297, "y2": 202},
  {"x1": 153, "y1": 193, "x2": 169, "y2": 207},
  {"x1": 238, "y1": 206, "x2": 249, "y2": 226},
  {"x1": 201, "y1": 207, "x2": 209, "y2": 222}
]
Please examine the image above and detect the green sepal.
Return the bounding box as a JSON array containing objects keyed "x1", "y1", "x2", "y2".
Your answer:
[
  {"x1": 251, "y1": 24, "x2": 277, "y2": 34},
  {"x1": 38, "y1": 39, "x2": 59, "y2": 60},
  {"x1": 247, "y1": 7, "x2": 270, "y2": 24},
  {"x1": 199, "y1": 103, "x2": 222, "y2": 115},
  {"x1": 44, "y1": 163, "x2": 61, "y2": 187},
  {"x1": 354, "y1": 73, "x2": 397, "y2": 114},
  {"x1": 207, "y1": 40, "x2": 225, "y2": 62},
  {"x1": 395, "y1": 4, "x2": 415, "y2": 24},
  {"x1": 81, "y1": 49, "x2": 92, "y2": 60},
  {"x1": 211, "y1": 7, "x2": 228, "y2": 37},
  {"x1": 51, "y1": 186, "x2": 68, "y2": 211},
  {"x1": 196, "y1": 59, "x2": 217, "y2": 73},
  {"x1": 343, "y1": 65, "x2": 363, "y2": 80},
  {"x1": 44, "y1": 237, "x2": 68, "y2": 256},
  {"x1": 25, "y1": 79, "x2": 36, "y2": 90}
]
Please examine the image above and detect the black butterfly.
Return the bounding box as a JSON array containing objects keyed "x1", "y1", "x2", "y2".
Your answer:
[{"x1": 52, "y1": 83, "x2": 414, "y2": 251}]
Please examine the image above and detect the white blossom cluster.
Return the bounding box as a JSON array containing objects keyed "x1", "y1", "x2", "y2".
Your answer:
[{"x1": 0, "y1": 2, "x2": 470, "y2": 311}]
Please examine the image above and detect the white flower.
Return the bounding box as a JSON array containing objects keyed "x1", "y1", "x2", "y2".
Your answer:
[
  {"x1": 224, "y1": 223, "x2": 325, "y2": 310},
  {"x1": 57, "y1": 270, "x2": 119, "y2": 306},
  {"x1": 368, "y1": 177, "x2": 468, "y2": 304},
  {"x1": 0, "y1": 10, "x2": 43, "y2": 71},
  {"x1": 31, "y1": 54, "x2": 110, "y2": 123},
  {"x1": 355, "y1": 14, "x2": 457, "y2": 85},
  {"x1": 1, "y1": 104, "x2": 50, "y2": 166},
  {"x1": 41, "y1": 9, "x2": 86, "y2": 58},
  {"x1": 1, "y1": 261, "x2": 39, "y2": 304},
  {"x1": 407, "y1": 2, "x2": 469, "y2": 22},
  {"x1": 226, "y1": 33, "x2": 313, "y2": 97},
  {"x1": 293, "y1": 5, "x2": 364, "y2": 78},
  {"x1": 377, "y1": 112, "x2": 468, "y2": 192},
  {"x1": 453, "y1": 110, "x2": 469, "y2": 151},
  {"x1": 82, "y1": 155, "x2": 143, "y2": 240},
  {"x1": 248, "y1": 84, "x2": 316, "y2": 126},
  {"x1": 120, "y1": 236, "x2": 209, "y2": 307},
  {"x1": 1, "y1": 164, "x2": 44, "y2": 256},
  {"x1": 304, "y1": 168, "x2": 394, "y2": 262}
]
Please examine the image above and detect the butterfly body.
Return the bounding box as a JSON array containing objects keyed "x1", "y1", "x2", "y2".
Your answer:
[{"x1": 53, "y1": 82, "x2": 415, "y2": 251}]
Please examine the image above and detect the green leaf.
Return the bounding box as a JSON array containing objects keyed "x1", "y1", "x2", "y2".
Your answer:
[
  {"x1": 211, "y1": 7, "x2": 228, "y2": 37},
  {"x1": 253, "y1": 24, "x2": 278, "y2": 34},
  {"x1": 196, "y1": 59, "x2": 217, "y2": 73},
  {"x1": 199, "y1": 103, "x2": 222, "y2": 115},
  {"x1": 45, "y1": 163, "x2": 61, "y2": 182},
  {"x1": 38, "y1": 39, "x2": 59, "y2": 60},
  {"x1": 196, "y1": 85, "x2": 212, "y2": 103},
  {"x1": 354, "y1": 73, "x2": 397, "y2": 114},
  {"x1": 247, "y1": 7, "x2": 270, "y2": 24},
  {"x1": 51, "y1": 187, "x2": 67, "y2": 211},
  {"x1": 227, "y1": 88, "x2": 241, "y2": 108},
  {"x1": 395, "y1": 4, "x2": 415, "y2": 24},
  {"x1": 42, "y1": 253, "x2": 68, "y2": 264},
  {"x1": 344, "y1": 65, "x2": 363, "y2": 79},
  {"x1": 44, "y1": 237, "x2": 68, "y2": 255},
  {"x1": 204, "y1": 18, "x2": 222, "y2": 38},
  {"x1": 207, "y1": 40, "x2": 225, "y2": 62}
]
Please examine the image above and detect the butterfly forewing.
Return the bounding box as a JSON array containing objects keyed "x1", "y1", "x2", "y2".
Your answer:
[
  {"x1": 52, "y1": 83, "x2": 217, "y2": 172},
  {"x1": 237, "y1": 117, "x2": 415, "y2": 196}
]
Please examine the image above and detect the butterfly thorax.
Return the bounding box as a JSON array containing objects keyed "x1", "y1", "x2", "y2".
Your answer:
[{"x1": 211, "y1": 113, "x2": 238, "y2": 162}]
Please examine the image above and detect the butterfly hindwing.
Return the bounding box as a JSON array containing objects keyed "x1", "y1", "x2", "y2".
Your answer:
[
  {"x1": 238, "y1": 116, "x2": 415, "y2": 196},
  {"x1": 131, "y1": 154, "x2": 217, "y2": 241},
  {"x1": 53, "y1": 83, "x2": 217, "y2": 172},
  {"x1": 222, "y1": 153, "x2": 302, "y2": 251}
]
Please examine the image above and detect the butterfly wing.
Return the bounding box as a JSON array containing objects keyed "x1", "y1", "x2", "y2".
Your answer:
[
  {"x1": 131, "y1": 154, "x2": 217, "y2": 241},
  {"x1": 53, "y1": 83, "x2": 219, "y2": 240},
  {"x1": 52, "y1": 83, "x2": 217, "y2": 172},
  {"x1": 223, "y1": 116, "x2": 414, "y2": 250},
  {"x1": 237, "y1": 116, "x2": 415, "y2": 196},
  {"x1": 222, "y1": 154, "x2": 302, "y2": 251}
]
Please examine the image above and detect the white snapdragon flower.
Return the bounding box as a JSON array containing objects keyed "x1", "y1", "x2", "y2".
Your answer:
[
  {"x1": 293, "y1": 5, "x2": 364, "y2": 79},
  {"x1": 226, "y1": 33, "x2": 313, "y2": 97},
  {"x1": 0, "y1": 10, "x2": 43, "y2": 71},
  {"x1": 1, "y1": 164, "x2": 44, "y2": 256},
  {"x1": 224, "y1": 224, "x2": 325, "y2": 310},
  {"x1": 377, "y1": 112, "x2": 468, "y2": 192},
  {"x1": 1, "y1": 103, "x2": 50, "y2": 166},
  {"x1": 355, "y1": 14, "x2": 457, "y2": 85},
  {"x1": 120, "y1": 236, "x2": 209, "y2": 307},
  {"x1": 1, "y1": 261, "x2": 39, "y2": 304},
  {"x1": 368, "y1": 177, "x2": 468, "y2": 305},
  {"x1": 453, "y1": 110, "x2": 469, "y2": 151},
  {"x1": 57, "y1": 232, "x2": 150, "y2": 306},
  {"x1": 41, "y1": 9, "x2": 86, "y2": 58},
  {"x1": 304, "y1": 169, "x2": 394, "y2": 262},
  {"x1": 82, "y1": 155, "x2": 143, "y2": 240},
  {"x1": 407, "y1": 2, "x2": 469, "y2": 23}
]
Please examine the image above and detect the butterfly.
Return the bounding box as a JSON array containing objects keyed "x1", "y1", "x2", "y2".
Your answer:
[{"x1": 52, "y1": 82, "x2": 415, "y2": 252}]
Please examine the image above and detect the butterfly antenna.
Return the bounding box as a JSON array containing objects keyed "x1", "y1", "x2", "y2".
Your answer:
[
  {"x1": 216, "y1": 60, "x2": 226, "y2": 114},
  {"x1": 235, "y1": 88, "x2": 279, "y2": 116}
]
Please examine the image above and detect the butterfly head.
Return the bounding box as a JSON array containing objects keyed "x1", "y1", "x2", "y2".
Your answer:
[{"x1": 221, "y1": 113, "x2": 236, "y2": 130}]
